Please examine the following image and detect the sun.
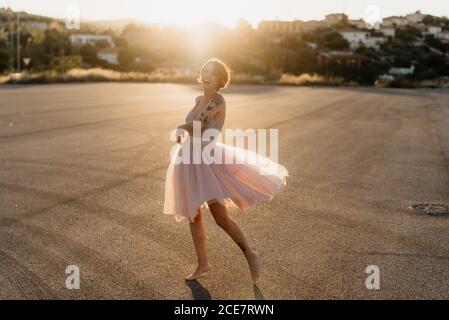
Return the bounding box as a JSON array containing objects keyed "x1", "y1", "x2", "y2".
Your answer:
[{"x1": 128, "y1": 0, "x2": 253, "y2": 28}]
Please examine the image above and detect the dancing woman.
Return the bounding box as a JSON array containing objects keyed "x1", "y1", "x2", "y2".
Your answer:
[{"x1": 164, "y1": 58, "x2": 289, "y2": 281}]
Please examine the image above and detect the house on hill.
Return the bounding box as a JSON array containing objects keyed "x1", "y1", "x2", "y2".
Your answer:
[
  {"x1": 69, "y1": 34, "x2": 115, "y2": 47},
  {"x1": 318, "y1": 51, "x2": 366, "y2": 68}
]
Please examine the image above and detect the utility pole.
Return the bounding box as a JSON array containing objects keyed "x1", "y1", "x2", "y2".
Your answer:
[
  {"x1": 16, "y1": 12, "x2": 20, "y2": 72},
  {"x1": 7, "y1": 1, "x2": 14, "y2": 72}
]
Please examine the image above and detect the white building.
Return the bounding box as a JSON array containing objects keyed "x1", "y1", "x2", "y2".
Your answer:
[
  {"x1": 405, "y1": 11, "x2": 426, "y2": 24},
  {"x1": 424, "y1": 26, "x2": 442, "y2": 36},
  {"x1": 306, "y1": 42, "x2": 317, "y2": 50},
  {"x1": 325, "y1": 13, "x2": 348, "y2": 25},
  {"x1": 349, "y1": 19, "x2": 367, "y2": 29},
  {"x1": 339, "y1": 29, "x2": 386, "y2": 50},
  {"x1": 364, "y1": 37, "x2": 385, "y2": 50},
  {"x1": 96, "y1": 48, "x2": 119, "y2": 65},
  {"x1": 24, "y1": 21, "x2": 48, "y2": 32},
  {"x1": 382, "y1": 16, "x2": 408, "y2": 28},
  {"x1": 69, "y1": 34, "x2": 115, "y2": 47},
  {"x1": 389, "y1": 66, "x2": 415, "y2": 76},
  {"x1": 339, "y1": 29, "x2": 369, "y2": 49},
  {"x1": 436, "y1": 31, "x2": 449, "y2": 43},
  {"x1": 380, "y1": 27, "x2": 395, "y2": 38}
]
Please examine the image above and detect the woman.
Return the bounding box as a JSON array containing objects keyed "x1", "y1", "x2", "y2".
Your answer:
[{"x1": 164, "y1": 58, "x2": 289, "y2": 282}]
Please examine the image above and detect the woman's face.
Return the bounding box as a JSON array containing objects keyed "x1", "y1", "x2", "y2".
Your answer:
[{"x1": 200, "y1": 63, "x2": 219, "y2": 91}]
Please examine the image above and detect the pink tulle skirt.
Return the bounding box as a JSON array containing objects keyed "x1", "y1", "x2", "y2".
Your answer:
[{"x1": 163, "y1": 138, "x2": 289, "y2": 222}]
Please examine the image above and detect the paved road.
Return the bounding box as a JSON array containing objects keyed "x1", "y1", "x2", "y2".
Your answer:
[{"x1": 1, "y1": 83, "x2": 449, "y2": 299}]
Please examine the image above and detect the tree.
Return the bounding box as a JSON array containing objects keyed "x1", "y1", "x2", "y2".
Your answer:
[
  {"x1": 50, "y1": 55, "x2": 82, "y2": 72},
  {"x1": 0, "y1": 39, "x2": 11, "y2": 73},
  {"x1": 323, "y1": 32, "x2": 349, "y2": 50},
  {"x1": 43, "y1": 29, "x2": 71, "y2": 56},
  {"x1": 22, "y1": 30, "x2": 49, "y2": 70},
  {"x1": 79, "y1": 44, "x2": 99, "y2": 66},
  {"x1": 94, "y1": 39, "x2": 111, "y2": 49},
  {"x1": 24, "y1": 42, "x2": 49, "y2": 70},
  {"x1": 395, "y1": 26, "x2": 421, "y2": 43},
  {"x1": 305, "y1": 28, "x2": 350, "y2": 51}
]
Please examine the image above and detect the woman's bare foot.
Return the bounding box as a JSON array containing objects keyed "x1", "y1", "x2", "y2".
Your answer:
[
  {"x1": 247, "y1": 251, "x2": 261, "y2": 282},
  {"x1": 185, "y1": 264, "x2": 211, "y2": 281}
]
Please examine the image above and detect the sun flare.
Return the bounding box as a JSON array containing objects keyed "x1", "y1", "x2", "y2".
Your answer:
[{"x1": 122, "y1": 0, "x2": 255, "y2": 28}]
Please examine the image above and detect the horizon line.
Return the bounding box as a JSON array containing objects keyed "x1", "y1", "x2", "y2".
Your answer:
[{"x1": 0, "y1": 6, "x2": 445, "y2": 29}]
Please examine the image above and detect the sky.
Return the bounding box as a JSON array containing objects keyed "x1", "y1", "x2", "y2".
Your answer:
[{"x1": 2, "y1": 0, "x2": 449, "y2": 28}]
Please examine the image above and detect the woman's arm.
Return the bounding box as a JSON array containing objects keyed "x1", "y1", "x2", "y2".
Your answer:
[
  {"x1": 175, "y1": 96, "x2": 201, "y2": 142},
  {"x1": 176, "y1": 95, "x2": 226, "y2": 142},
  {"x1": 197, "y1": 94, "x2": 226, "y2": 127},
  {"x1": 177, "y1": 121, "x2": 194, "y2": 136}
]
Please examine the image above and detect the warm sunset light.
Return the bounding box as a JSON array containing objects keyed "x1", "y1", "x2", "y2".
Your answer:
[
  {"x1": 1, "y1": 0, "x2": 449, "y2": 307},
  {"x1": 6, "y1": 0, "x2": 449, "y2": 28}
]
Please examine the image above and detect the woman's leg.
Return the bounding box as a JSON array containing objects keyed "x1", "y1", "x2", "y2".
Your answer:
[
  {"x1": 208, "y1": 201, "x2": 261, "y2": 281},
  {"x1": 186, "y1": 208, "x2": 210, "y2": 280}
]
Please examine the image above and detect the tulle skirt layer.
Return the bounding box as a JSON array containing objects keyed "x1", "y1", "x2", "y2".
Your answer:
[{"x1": 163, "y1": 139, "x2": 289, "y2": 222}]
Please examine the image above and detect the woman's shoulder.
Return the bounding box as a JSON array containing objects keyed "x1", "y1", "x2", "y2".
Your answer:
[
  {"x1": 195, "y1": 93, "x2": 226, "y2": 106},
  {"x1": 212, "y1": 92, "x2": 226, "y2": 106}
]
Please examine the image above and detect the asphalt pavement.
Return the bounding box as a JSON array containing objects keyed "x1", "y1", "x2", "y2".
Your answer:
[{"x1": 1, "y1": 83, "x2": 448, "y2": 299}]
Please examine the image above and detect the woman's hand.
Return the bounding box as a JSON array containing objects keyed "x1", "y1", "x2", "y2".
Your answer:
[
  {"x1": 176, "y1": 123, "x2": 194, "y2": 144},
  {"x1": 176, "y1": 126, "x2": 187, "y2": 144}
]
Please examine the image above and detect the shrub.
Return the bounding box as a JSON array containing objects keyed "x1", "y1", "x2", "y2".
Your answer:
[
  {"x1": 50, "y1": 56, "x2": 82, "y2": 72},
  {"x1": 278, "y1": 73, "x2": 347, "y2": 86}
]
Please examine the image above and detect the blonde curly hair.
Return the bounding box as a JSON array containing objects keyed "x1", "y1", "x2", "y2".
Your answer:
[{"x1": 197, "y1": 58, "x2": 231, "y2": 91}]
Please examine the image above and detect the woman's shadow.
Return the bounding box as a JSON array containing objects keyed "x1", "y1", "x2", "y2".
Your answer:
[
  {"x1": 185, "y1": 279, "x2": 212, "y2": 300},
  {"x1": 252, "y1": 283, "x2": 266, "y2": 300},
  {"x1": 185, "y1": 280, "x2": 266, "y2": 300}
]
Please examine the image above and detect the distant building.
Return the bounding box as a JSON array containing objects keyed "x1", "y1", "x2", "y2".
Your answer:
[
  {"x1": 436, "y1": 31, "x2": 449, "y2": 43},
  {"x1": 339, "y1": 29, "x2": 385, "y2": 50},
  {"x1": 405, "y1": 11, "x2": 426, "y2": 24},
  {"x1": 300, "y1": 20, "x2": 323, "y2": 33},
  {"x1": 24, "y1": 21, "x2": 48, "y2": 32},
  {"x1": 382, "y1": 16, "x2": 408, "y2": 28},
  {"x1": 96, "y1": 48, "x2": 119, "y2": 65},
  {"x1": 69, "y1": 34, "x2": 115, "y2": 47},
  {"x1": 349, "y1": 19, "x2": 367, "y2": 29},
  {"x1": 382, "y1": 11, "x2": 426, "y2": 28},
  {"x1": 389, "y1": 66, "x2": 415, "y2": 75},
  {"x1": 414, "y1": 23, "x2": 427, "y2": 32},
  {"x1": 364, "y1": 37, "x2": 385, "y2": 50},
  {"x1": 258, "y1": 20, "x2": 302, "y2": 42},
  {"x1": 380, "y1": 27, "x2": 396, "y2": 38},
  {"x1": 306, "y1": 42, "x2": 317, "y2": 50},
  {"x1": 339, "y1": 29, "x2": 369, "y2": 49},
  {"x1": 318, "y1": 51, "x2": 366, "y2": 68},
  {"x1": 258, "y1": 20, "x2": 302, "y2": 34},
  {"x1": 424, "y1": 26, "x2": 442, "y2": 36},
  {"x1": 325, "y1": 13, "x2": 348, "y2": 25}
]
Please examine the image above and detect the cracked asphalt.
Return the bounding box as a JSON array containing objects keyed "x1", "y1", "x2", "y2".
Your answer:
[{"x1": 1, "y1": 83, "x2": 449, "y2": 299}]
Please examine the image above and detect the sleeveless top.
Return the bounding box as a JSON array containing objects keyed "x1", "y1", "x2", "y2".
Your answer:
[{"x1": 185, "y1": 92, "x2": 226, "y2": 133}]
